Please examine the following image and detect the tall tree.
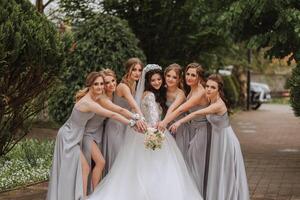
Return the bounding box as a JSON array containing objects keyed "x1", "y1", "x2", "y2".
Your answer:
[
  {"x1": 35, "y1": 0, "x2": 55, "y2": 13},
  {"x1": 219, "y1": 0, "x2": 300, "y2": 116},
  {"x1": 49, "y1": 13, "x2": 145, "y2": 123},
  {"x1": 103, "y1": 0, "x2": 201, "y2": 65},
  {"x1": 0, "y1": 0, "x2": 64, "y2": 155}
]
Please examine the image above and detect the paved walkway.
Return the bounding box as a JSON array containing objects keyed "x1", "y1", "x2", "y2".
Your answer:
[
  {"x1": 0, "y1": 104, "x2": 299, "y2": 200},
  {"x1": 231, "y1": 104, "x2": 300, "y2": 200}
]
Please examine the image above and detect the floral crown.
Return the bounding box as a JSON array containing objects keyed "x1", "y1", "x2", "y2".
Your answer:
[{"x1": 144, "y1": 64, "x2": 162, "y2": 73}]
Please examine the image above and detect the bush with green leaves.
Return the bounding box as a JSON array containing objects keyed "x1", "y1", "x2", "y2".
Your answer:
[
  {"x1": 0, "y1": 139, "x2": 54, "y2": 191},
  {"x1": 49, "y1": 13, "x2": 145, "y2": 124},
  {"x1": 222, "y1": 75, "x2": 240, "y2": 108},
  {"x1": 290, "y1": 64, "x2": 300, "y2": 116},
  {"x1": 0, "y1": 0, "x2": 64, "y2": 156}
]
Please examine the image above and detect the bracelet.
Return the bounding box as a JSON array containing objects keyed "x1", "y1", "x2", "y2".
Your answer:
[
  {"x1": 132, "y1": 113, "x2": 140, "y2": 120},
  {"x1": 128, "y1": 119, "x2": 136, "y2": 127},
  {"x1": 132, "y1": 113, "x2": 146, "y2": 121}
]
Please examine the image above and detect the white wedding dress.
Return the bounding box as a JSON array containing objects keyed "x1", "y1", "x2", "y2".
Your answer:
[{"x1": 88, "y1": 92, "x2": 202, "y2": 200}]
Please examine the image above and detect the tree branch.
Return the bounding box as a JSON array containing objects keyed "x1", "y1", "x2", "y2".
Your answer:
[{"x1": 44, "y1": 0, "x2": 55, "y2": 9}]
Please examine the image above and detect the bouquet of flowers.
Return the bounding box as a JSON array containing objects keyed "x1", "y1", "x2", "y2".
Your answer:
[{"x1": 144, "y1": 127, "x2": 166, "y2": 150}]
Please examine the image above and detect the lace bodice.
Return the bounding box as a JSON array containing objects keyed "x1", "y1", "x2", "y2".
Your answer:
[{"x1": 141, "y1": 92, "x2": 162, "y2": 127}]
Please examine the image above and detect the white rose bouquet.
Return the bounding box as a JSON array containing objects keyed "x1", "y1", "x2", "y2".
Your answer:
[{"x1": 144, "y1": 127, "x2": 165, "y2": 150}]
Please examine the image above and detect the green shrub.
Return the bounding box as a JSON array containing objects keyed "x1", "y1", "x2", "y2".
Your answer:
[
  {"x1": 222, "y1": 75, "x2": 239, "y2": 108},
  {"x1": 0, "y1": 139, "x2": 54, "y2": 191},
  {"x1": 49, "y1": 13, "x2": 145, "y2": 124},
  {"x1": 0, "y1": 0, "x2": 64, "y2": 156},
  {"x1": 290, "y1": 64, "x2": 300, "y2": 116}
]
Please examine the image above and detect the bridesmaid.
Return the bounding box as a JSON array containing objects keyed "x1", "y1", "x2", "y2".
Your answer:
[
  {"x1": 158, "y1": 63, "x2": 211, "y2": 198},
  {"x1": 103, "y1": 58, "x2": 147, "y2": 174},
  {"x1": 82, "y1": 69, "x2": 139, "y2": 194},
  {"x1": 46, "y1": 72, "x2": 136, "y2": 200},
  {"x1": 163, "y1": 63, "x2": 188, "y2": 160},
  {"x1": 170, "y1": 74, "x2": 249, "y2": 200}
]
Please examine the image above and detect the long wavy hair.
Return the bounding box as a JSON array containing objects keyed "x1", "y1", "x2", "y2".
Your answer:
[
  {"x1": 184, "y1": 62, "x2": 206, "y2": 95},
  {"x1": 75, "y1": 71, "x2": 103, "y2": 102},
  {"x1": 121, "y1": 57, "x2": 144, "y2": 94},
  {"x1": 207, "y1": 74, "x2": 229, "y2": 109},
  {"x1": 144, "y1": 69, "x2": 168, "y2": 116},
  {"x1": 164, "y1": 63, "x2": 184, "y2": 90}
]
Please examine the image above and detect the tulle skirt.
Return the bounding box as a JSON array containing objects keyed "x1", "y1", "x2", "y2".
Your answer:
[{"x1": 87, "y1": 127, "x2": 203, "y2": 200}]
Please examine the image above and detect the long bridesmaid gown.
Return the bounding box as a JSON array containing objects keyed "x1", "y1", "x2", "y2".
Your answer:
[
  {"x1": 46, "y1": 107, "x2": 94, "y2": 200},
  {"x1": 81, "y1": 114, "x2": 106, "y2": 195},
  {"x1": 188, "y1": 105, "x2": 212, "y2": 199},
  {"x1": 206, "y1": 113, "x2": 249, "y2": 200},
  {"x1": 166, "y1": 100, "x2": 190, "y2": 162},
  {"x1": 102, "y1": 94, "x2": 130, "y2": 174}
]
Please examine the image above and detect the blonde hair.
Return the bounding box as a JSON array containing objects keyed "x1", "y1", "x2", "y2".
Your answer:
[
  {"x1": 121, "y1": 58, "x2": 143, "y2": 94},
  {"x1": 164, "y1": 63, "x2": 184, "y2": 90},
  {"x1": 100, "y1": 68, "x2": 117, "y2": 80},
  {"x1": 75, "y1": 71, "x2": 103, "y2": 102},
  {"x1": 185, "y1": 62, "x2": 206, "y2": 87}
]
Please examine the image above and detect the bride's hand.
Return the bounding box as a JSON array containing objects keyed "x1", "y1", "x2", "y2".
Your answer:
[
  {"x1": 136, "y1": 119, "x2": 147, "y2": 132},
  {"x1": 169, "y1": 121, "x2": 181, "y2": 133},
  {"x1": 157, "y1": 121, "x2": 166, "y2": 132}
]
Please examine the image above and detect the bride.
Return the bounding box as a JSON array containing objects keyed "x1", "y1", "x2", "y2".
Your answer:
[{"x1": 88, "y1": 64, "x2": 202, "y2": 200}]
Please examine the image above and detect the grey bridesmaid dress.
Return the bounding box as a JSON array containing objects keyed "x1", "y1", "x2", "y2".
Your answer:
[
  {"x1": 46, "y1": 107, "x2": 94, "y2": 200},
  {"x1": 187, "y1": 105, "x2": 212, "y2": 198},
  {"x1": 81, "y1": 114, "x2": 106, "y2": 195},
  {"x1": 206, "y1": 113, "x2": 249, "y2": 200},
  {"x1": 166, "y1": 100, "x2": 190, "y2": 161},
  {"x1": 102, "y1": 94, "x2": 130, "y2": 174}
]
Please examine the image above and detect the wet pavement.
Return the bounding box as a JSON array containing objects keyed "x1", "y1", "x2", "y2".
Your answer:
[{"x1": 0, "y1": 104, "x2": 299, "y2": 200}]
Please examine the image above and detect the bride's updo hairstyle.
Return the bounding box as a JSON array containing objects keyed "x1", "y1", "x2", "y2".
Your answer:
[{"x1": 145, "y1": 68, "x2": 168, "y2": 116}]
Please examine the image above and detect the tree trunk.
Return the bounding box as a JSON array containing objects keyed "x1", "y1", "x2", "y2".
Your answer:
[{"x1": 36, "y1": 0, "x2": 44, "y2": 13}]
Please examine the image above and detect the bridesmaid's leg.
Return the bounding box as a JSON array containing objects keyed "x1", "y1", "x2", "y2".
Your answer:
[
  {"x1": 90, "y1": 141, "x2": 105, "y2": 190},
  {"x1": 80, "y1": 151, "x2": 90, "y2": 198}
]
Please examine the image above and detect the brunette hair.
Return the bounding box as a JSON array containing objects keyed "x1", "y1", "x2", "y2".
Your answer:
[
  {"x1": 144, "y1": 69, "x2": 168, "y2": 116},
  {"x1": 207, "y1": 74, "x2": 229, "y2": 108},
  {"x1": 121, "y1": 57, "x2": 144, "y2": 94},
  {"x1": 185, "y1": 62, "x2": 206, "y2": 87},
  {"x1": 75, "y1": 71, "x2": 103, "y2": 102}
]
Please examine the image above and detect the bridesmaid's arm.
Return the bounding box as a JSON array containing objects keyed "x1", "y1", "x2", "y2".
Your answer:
[
  {"x1": 98, "y1": 96, "x2": 133, "y2": 119},
  {"x1": 117, "y1": 83, "x2": 143, "y2": 116},
  {"x1": 158, "y1": 91, "x2": 204, "y2": 129},
  {"x1": 117, "y1": 83, "x2": 147, "y2": 132},
  {"x1": 169, "y1": 100, "x2": 225, "y2": 133},
  {"x1": 165, "y1": 90, "x2": 186, "y2": 118},
  {"x1": 87, "y1": 101, "x2": 131, "y2": 126}
]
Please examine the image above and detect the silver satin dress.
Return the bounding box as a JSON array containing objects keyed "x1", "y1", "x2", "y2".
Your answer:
[
  {"x1": 82, "y1": 114, "x2": 106, "y2": 195},
  {"x1": 206, "y1": 113, "x2": 249, "y2": 200},
  {"x1": 102, "y1": 94, "x2": 130, "y2": 175},
  {"x1": 46, "y1": 107, "x2": 94, "y2": 200},
  {"x1": 187, "y1": 105, "x2": 212, "y2": 198}
]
